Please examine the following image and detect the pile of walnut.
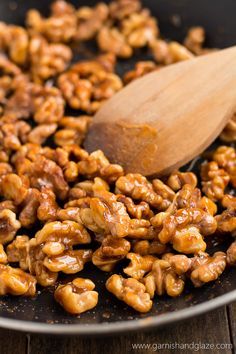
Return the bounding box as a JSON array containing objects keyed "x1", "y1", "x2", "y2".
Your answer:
[{"x1": 0, "y1": 0, "x2": 235, "y2": 315}]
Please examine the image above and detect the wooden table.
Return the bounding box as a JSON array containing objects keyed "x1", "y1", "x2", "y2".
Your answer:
[{"x1": 1, "y1": 302, "x2": 235, "y2": 354}]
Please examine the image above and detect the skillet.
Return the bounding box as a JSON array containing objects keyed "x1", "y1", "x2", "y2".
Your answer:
[{"x1": 0, "y1": 0, "x2": 235, "y2": 335}]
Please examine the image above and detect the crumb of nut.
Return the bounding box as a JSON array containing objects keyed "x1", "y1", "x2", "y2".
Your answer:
[
  {"x1": 106, "y1": 274, "x2": 152, "y2": 313},
  {"x1": 54, "y1": 278, "x2": 98, "y2": 314}
]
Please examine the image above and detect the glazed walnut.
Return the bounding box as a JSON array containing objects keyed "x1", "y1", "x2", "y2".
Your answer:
[
  {"x1": 92, "y1": 235, "x2": 130, "y2": 271},
  {"x1": 106, "y1": 274, "x2": 152, "y2": 313},
  {"x1": 212, "y1": 146, "x2": 236, "y2": 187},
  {"x1": 7, "y1": 235, "x2": 29, "y2": 270},
  {"x1": 167, "y1": 171, "x2": 198, "y2": 191},
  {"x1": 190, "y1": 251, "x2": 226, "y2": 287},
  {"x1": 0, "y1": 264, "x2": 36, "y2": 296},
  {"x1": 124, "y1": 253, "x2": 156, "y2": 280},
  {"x1": 54, "y1": 278, "x2": 98, "y2": 314},
  {"x1": 226, "y1": 241, "x2": 236, "y2": 266},
  {"x1": 123, "y1": 61, "x2": 157, "y2": 84},
  {"x1": 215, "y1": 208, "x2": 236, "y2": 235},
  {"x1": 0, "y1": 209, "x2": 21, "y2": 244}
]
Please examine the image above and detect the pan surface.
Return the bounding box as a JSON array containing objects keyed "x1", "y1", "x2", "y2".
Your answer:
[{"x1": 0, "y1": 0, "x2": 235, "y2": 335}]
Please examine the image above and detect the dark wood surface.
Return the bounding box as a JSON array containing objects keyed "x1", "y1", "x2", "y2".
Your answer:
[{"x1": 0, "y1": 303, "x2": 235, "y2": 354}]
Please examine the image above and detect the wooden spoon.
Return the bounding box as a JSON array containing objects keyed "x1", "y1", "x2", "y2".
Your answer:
[{"x1": 84, "y1": 46, "x2": 236, "y2": 177}]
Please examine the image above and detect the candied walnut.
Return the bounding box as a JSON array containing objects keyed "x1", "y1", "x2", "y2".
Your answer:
[
  {"x1": 26, "y1": 155, "x2": 69, "y2": 200},
  {"x1": 19, "y1": 188, "x2": 40, "y2": 228},
  {"x1": 27, "y1": 2, "x2": 77, "y2": 43},
  {"x1": 78, "y1": 150, "x2": 124, "y2": 182},
  {"x1": 121, "y1": 9, "x2": 159, "y2": 48},
  {"x1": 92, "y1": 235, "x2": 130, "y2": 271},
  {"x1": 162, "y1": 253, "x2": 192, "y2": 275},
  {"x1": 220, "y1": 114, "x2": 236, "y2": 142},
  {"x1": 106, "y1": 274, "x2": 152, "y2": 313},
  {"x1": 55, "y1": 278, "x2": 98, "y2": 314},
  {"x1": 151, "y1": 40, "x2": 194, "y2": 64},
  {"x1": 7, "y1": 26, "x2": 29, "y2": 66},
  {"x1": 152, "y1": 179, "x2": 175, "y2": 210},
  {"x1": 76, "y1": 3, "x2": 109, "y2": 41},
  {"x1": 0, "y1": 264, "x2": 36, "y2": 296},
  {"x1": 116, "y1": 173, "x2": 162, "y2": 209},
  {"x1": 56, "y1": 207, "x2": 81, "y2": 223},
  {"x1": 226, "y1": 241, "x2": 236, "y2": 266},
  {"x1": 0, "y1": 244, "x2": 7, "y2": 263},
  {"x1": 7, "y1": 235, "x2": 29, "y2": 270},
  {"x1": 128, "y1": 219, "x2": 155, "y2": 239},
  {"x1": 79, "y1": 191, "x2": 130, "y2": 237},
  {"x1": 109, "y1": 0, "x2": 141, "y2": 20},
  {"x1": 35, "y1": 220, "x2": 91, "y2": 246},
  {"x1": 123, "y1": 61, "x2": 157, "y2": 84},
  {"x1": 190, "y1": 251, "x2": 226, "y2": 287},
  {"x1": 54, "y1": 116, "x2": 92, "y2": 147},
  {"x1": 184, "y1": 27, "x2": 205, "y2": 55},
  {"x1": 28, "y1": 123, "x2": 57, "y2": 145},
  {"x1": 0, "y1": 162, "x2": 12, "y2": 176},
  {"x1": 124, "y1": 253, "x2": 156, "y2": 280},
  {"x1": 97, "y1": 27, "x2": 133, "y2": 58},
  {"x1": 222, "y1": 194, "x2": 236, "y2": 209},
  {"x1": 37, "y1": 187, "x2": 58, "y2": 222},
  {"x1": 117, "y1": 195, "x2": 153, "y2": 219},
  {"x1": 132, "y1": 239, "x2": 168, "y2": 256},
  {"x1": 33, "y1": 85, "x2": 65, "y2": 124},
  {"x1": 0, "y1": 55, "x2": 21, "y2": 77},
  {"x1": 215, "y1": 208, "x2": 236, "y2": 235},
  {"x1": 156, "y1": 207, "x2": 217, "y2": 254},
  {"x1": 167, "y1": 171, "x2": 197, "y2": 191},
  {"x1": 29, "y1": 35, "x2": 72, "y2": 83},
  {"x1": 212, "y1": 146, "x2": 236, "y2": 187},
  {"x1": 58, "y1": 59, "x2": 122, "y2": 113},
  {"x1": 0, "y1": 200, "x2": 16, "y2": 213},
  {"x1": 43, "y1": 249, "x2": 92, "y2": 274},
  {"x1": 201, "y1": 161, "x2": 230, "y2": 201},
  {"x1": 0, "y1": 120, "x2": 31, "y2": 151},
  {"x1": 0, "y1": 209, "x2": 21, "y2": 244},
  {"x1": 144, "y1": 258, "x2": 186, "y2": 298}
]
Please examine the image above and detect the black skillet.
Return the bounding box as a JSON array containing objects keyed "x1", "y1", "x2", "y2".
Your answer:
[{"x1": 0, "y1": 0, "x2": 235, "y2": 335}]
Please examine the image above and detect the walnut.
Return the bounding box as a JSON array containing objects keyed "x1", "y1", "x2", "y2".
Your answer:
[
  {"x1": 0, "y1": 244, "x2": 7, "y2": 264},
  {"x1": 201, "y1": 161, "x2": 230, "y2": 201},
  {"x1": 215, "y1": 208, "x2": 236, "y2": 235},
  {"x1": 226, "y1": 241, "x2": 236, "y2": 266},
  {"x1": 27, "y1": 3, "x2": 77, "y2": 43},
  {"x1": 0, "y1": 200, "x2": 17, "y2": 213},
  {"x1": 128, "y1": 219, "x2": 155, "y2": 239},
  {"x1": 43, "y1": 249, "x2": 92, "y2": 274},
  {"x1": 33, "y1": 85, "x2": 65, "y2": 124},
  {"x1": 58, "y1": 59, "x2": 122, "y2": 113},
  {"x1": 152, "y1": 179, "x2": 175, "y2": 210},
  {"x1": 78, "y1": 150, "x2": 124, "y2": 182},
  {"x1": 123, "y1": 61, "x2": 157, "y2": 84},
  {"x1": 212, "y1": 146, "x2": 236, "y2": 187},
  {"x1": 54, "y1": 278, "x2": 98, "y2": 314},
  {"x1": 117, "y1": 195, "x2": 153, "y2": 219},
  {"x1": 35, "y1": 220, "x2": 91, "y2": 246},
  {"x1": 106, "y1": 274, "x2": 152, "y2": 313},
  {"x1": 54, "y1": 116, "x2": 92, "y2": 147},
  {"x1": 109, "y1": 0, "x2": 141, "y2": 20},
  {"x1": 144, "y1": 258, "x2": 186, "y2": 298},
  {"x1": 124, "y1": 253, "x2": 156, "y2": 280},
  {"x1": 97, "y1": 27, "x2": 133, "y2": 58},
  {"x1": 190, "y1": 251, "x2": 226, "y2": 287},
  {"x1": 28, "y1": 123, "x2": 57, "y2": 145},
  {"x1": 167, "y1": 170, "x2": 198, "y2": 191},
  {"x1": 116, "y1": 173, "x2": 162, "y2": 208},
  {"x1": 92, "y1": 235, "x2": 130, "y2": 271},
  {"x1": 0, "y1": 264, "x2": 36, "y2": 296},
  {"x1": 26, "y1": 155, "x2": 69, "y2": 200},
  {"x1": 37, "y1": 187, "x2": 58, "y2": 222},
  {"x1": 56, "y1": 207, "x2": 81, "y2": 223},
  {"x1": 29, "y1": 35, "x2": 72, "y2": 83},
  {"x1": 0, "y1": 209, "x2": 21, "y2": 244},
  {"x1": 7, "y1": 235, "x2": 29, "y2": 270},
  {"x1": 79, "y1": 191, "x2": 130, "y2": 237},
  {"x1": 132, "y1": 239, "x2": 168, "y2": 256},
  {"x1": 121, "y1": 9, "x2": 159, "y2": 48},
  {"x1": 19, "y1": 188, "x2": 40, "y2": 227},
  {"x1": 184, "y1": 27, "x2": 205, "y2": 55},
  {"x1": 0, "y1": 173, "x2": 28, "y2": 205},
  {"x1": 220, "y1": 114, "x2": 236, "y2": 142},
  {"x1": 222, "y1": 194, "x2": 236, "y2": 209},
  {"x1": 151, "y1": 40, "x2": 194, "y2": 64},
  {"x1": 76, "y1": 3, "x2": 109, "y2": 41}
]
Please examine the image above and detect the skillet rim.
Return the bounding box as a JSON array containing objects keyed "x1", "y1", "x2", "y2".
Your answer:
[{"x1": 0, "y1": 289, "x2": 235, "y2": 335}]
